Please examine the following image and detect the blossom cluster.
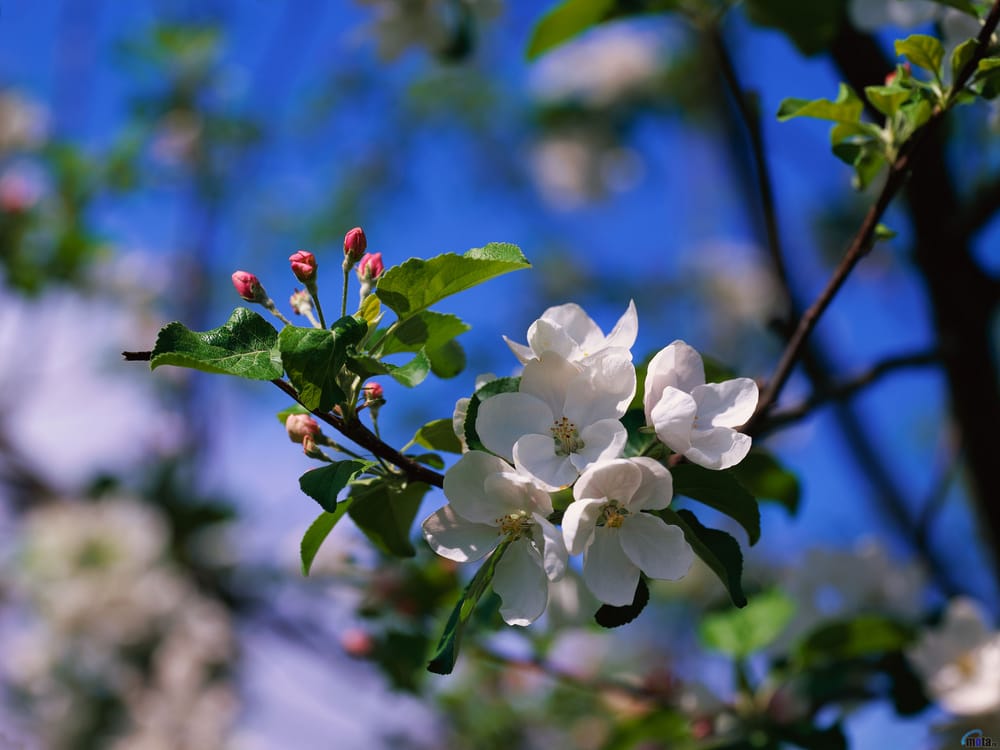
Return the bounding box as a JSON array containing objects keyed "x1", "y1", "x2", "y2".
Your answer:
[{"x1": 422, "y1": 302, "x2": 759, "y2": 625}]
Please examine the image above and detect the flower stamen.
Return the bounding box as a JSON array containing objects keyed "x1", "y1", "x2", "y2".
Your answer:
[{"x1": 550, "y1": 416, "x2": 585, "y2": 456}]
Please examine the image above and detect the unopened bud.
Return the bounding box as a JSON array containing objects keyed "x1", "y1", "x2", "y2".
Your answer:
[
  {"x1": 289, "y1": 289, "x2": 313, "y2": 316},
  {"x1": 343, "y1": 226, "x2": 367, "y2": 265},
  {"x1": 363, "y1": 382, "x2": 384, "y2": 402},
  {"x1": 287, "y1": 413, "x2": 320, "y2": 444},
  {"x1": 289, "y1": 250, "x2": 317, "y2": 283},
  {"x1": 231, "y1": 271, "x2": 267, "y2": 303},
  {"x1": 357, "y1": 252, "x2": 384, "y2": 282},
  {"x1": 340, "y1": 627, "x2": 375, "y2": 658},
  {"x1": 302, "y1": 433, "x2": 325, "y2": 459}
]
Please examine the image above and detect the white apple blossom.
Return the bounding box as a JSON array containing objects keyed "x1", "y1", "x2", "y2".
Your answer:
[
  {"x1": 476, "y1": 350, "x2": 634, "y2": 490},
  {"x1": 644, "y1": 340, "x2": 758, "y2": 470},
  {"x1": 907, "y1": 597, "x2": 1000, "y2": 716},
  {"x1": 562, "y1": 458, "x2": 693, "y2": 606},
  {"x1": 422, "y1": 451, "x2": 567, "y2": 626},
  {"x1": 504, "y1": 300, "x2": 637, "y2": 365}
]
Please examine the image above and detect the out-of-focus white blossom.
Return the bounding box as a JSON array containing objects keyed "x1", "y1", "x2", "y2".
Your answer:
[
  {"x1": 0, "y1": 90, "x2": 48, "y2": 152},
  {"x1": 908, "y1": 597, "x2": 1000, "y2": 716},
  {"x1": 357, "y1": 0, "x2": 502, "y2": 60},
  {"x1": 504, "y1": 300, "x2": 637, "y2": 365},
  {"x1": 529, "y1": 130, "x2": 644, "y2": 209}
]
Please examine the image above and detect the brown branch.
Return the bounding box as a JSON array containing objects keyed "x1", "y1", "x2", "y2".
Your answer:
[
  {"x1": 759, "y1": 349, "x2": 941, "y2": 433},
  {"x1": 123, "y1": 350, "x2": 445, "y2": 488},
  {"x1": 745, "y1": 0, "x2": 1000, "y2": 434}
]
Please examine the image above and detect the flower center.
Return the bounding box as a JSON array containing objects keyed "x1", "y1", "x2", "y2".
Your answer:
[
  {"x1": 496, "y1": 512, "x2": 531, "y2": 539},
  {"x1": 550, "y1": 416, "x2": 585, "y2": 456},
  {"x1": 599, "y1": 499, "x2": 629, "y2": 529},
  {"x1": 955, "y1": 649, "x2": 978, "y2": 679}
]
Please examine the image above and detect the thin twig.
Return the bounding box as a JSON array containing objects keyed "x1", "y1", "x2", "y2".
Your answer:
[{"x1": 759, "y1": 349, "x2": 941, "y2": 433}]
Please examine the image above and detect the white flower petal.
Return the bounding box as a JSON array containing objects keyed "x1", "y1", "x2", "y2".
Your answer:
[
  {"x1": 572, "y1": 419, "x2": 627, "y2": 471},
  {"x1": 443, "y1": 451, "x2": 516, "y2": 522},
  {"x1": 627, "y1": 456, "x2": 674, "y2": 511},
  {"x1": 691, "y1": 379, "x2": 758, "y2": 429},
  {"x1": 477, "y1": 392, "x2": 553, "y2": 462},
  {"x1": 483, "y1": 471, "x2": 549, "y2": 517},
  {"x1": 421, "y1": 505, "x2": 499, "y2": 562},
  {"x1": 686, "y1": 427, "x2": 751, "y2": 470},
  {"x1": 502, "y1": 335, "x2": 535, "y2": 365},
  {"x1": 574, "y1": 459, "x2": 642, "y2": 505},
  {"x1": 582, "y1": 527, "x2": 640, "y2": 606},
  {"x1": 643, "y1": 340, "x2": 705, "y2": 423},
  {"x1": 493, "y1": 537, "x2": 548, "y2": 626},
  {"x1": 519, "y1": 351, "x2": 580, "y2": 413},
  {"x1": 527, "y1": 318, "x2": 581, "y2": 361},
  {"x1": 561, "y1": 496, "x2": 606, "y2": 556},
  {"x1": 620, "y1": 512, "x2": 693, "y2": 581},
  {"x1": 603, "y1": 299, "x2": 638, "y2": 352},
  {"x1": 579, "y1": 348, "x2": 636, "y2": 416},
  {"x1": 649, "y1": 386, "x2": 697, "y2": 453},
  {"x1": 533, "y1": 513, "x2": 568, "y2": 580},
  {"x1": 513, "y1": 433, "x2": 578, "y2": 490},
  {"x1": 541, "y1": 302, "x2": 602, "y2": 351}
]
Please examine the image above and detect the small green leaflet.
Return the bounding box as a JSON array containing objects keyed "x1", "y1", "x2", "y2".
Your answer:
[
  {"x1": 279, "y1": 316, "x2": 367, "y2": 412},
  {"x1": 299, "y1": 460, "x2": 371, "y2": 512},
  {"x1": 793, "y1": 615, "x2": 916, "y2": 669},
  {"x1": 699, "y1": 588, "x2": 795, "y2": 657},
  {"x1": 525, "y1": 0, "x2": 616, "y2": 59},
  {"x1": 777, "y1": 83, "x2": 864, "y2": 126},
  {"x1": 377, "y1": 311, "x2": 470, "y2": 356},
  {"x1": 300, "y1": 504, "x2": 353, "y2": 576},
  {"x1": 347, "y1": 478, "x2": 430, "y2": 558},
  {"x1": 409, "y1": 418, "x2": 463, "y2": 454},
  {"x1": 894, "y1": 35, "x2": 945, "y2": 81},
  {"x1": 150, "y1": 307, "x2": 282, "y2": 380}
]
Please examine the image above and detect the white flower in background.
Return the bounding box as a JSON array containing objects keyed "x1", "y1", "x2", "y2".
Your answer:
[
  {"x1": 848, "y1": 0, "x2": 938, "y2": 30},
  {"x1": 503, "y1": 300, "x2": 638, "y2": 365},
  {"x1": 422, "y1": 451, "x2": 567, "y2": 626},
  {"x1": 476, "y1": 350, "x2": 634, "y2": 489},
  {"x1": 0, "y1": 90, "x2": 48, "y2": 152},
  {"x1": 908, "y1": 597, "x2": 1000, "y2": 716},
  {"x1": 562, "y1": 458, "x2": 693, "y2": 606},
  {"x1": 644, "y1": 340, "x2": 758, "y2": 470},
  {"x1": 530, "y1": 130, "x2": 644, "y2": 209}
]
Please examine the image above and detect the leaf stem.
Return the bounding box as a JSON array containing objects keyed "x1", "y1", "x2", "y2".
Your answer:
[
  {"x1": 341, "y1": 265, "x2": 350, "y2": 319},
  {"x1": 307, "y1": 281, "x2": 327, "y2": 329}
]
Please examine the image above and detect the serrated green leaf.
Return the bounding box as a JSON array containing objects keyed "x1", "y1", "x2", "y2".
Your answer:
[
  {"x1": 428, "y1": 339, "x2": 466, "y2": 379},
  {"x1": 378, "y1": 311, "x2": 470, "y2": 356},
  {"x1": 660, "y1": 508, "x2": 746, "y2": 607},
  {"x1": 279, "y1": 316, "x2": 367, "y2": 412},
  {"x1": 864, "y1": 85, "x2": 911, "y2": 117},
  {"x1": 428, "y1": 539, "x2": 511, "y2": 675},
  {"x1": 699, "y1": 588, "x2": 795, "y2": 657},
  {"x1": 299, "y1": 460, "x2": 371, "y2": 512},
  {"x1": 895, "y1": 34, "x2": 945, "y2": 80},
  {"x1": 463, "y1": 377, "x2": 521, "y2": 453},
  {"x1": 348, "y1": 478, "x2": 430, "y2": 557},
  {"x1": 300, "y1": 504, "x2": 353, "y2": 576},
  {"x1": 411, "y1": 418, "x2": 463, "y2": 454},
  {"x1": 672, "y1": 464, "x2": 761, "y2": 545},
  {"x1": 794, "y1": 615, "x2": 916, "y2": 669},
  {"x1": 951, "y1": 37, "x2": 980, "y2": 84},
  {"x1": 376, "y1": 243, "x2": 529, "y2": 319},
  {"x1": 150, "y1": 307, "x2": 282, "y2": 380},
  {"x1": 730, "y1": 451, "x2": 800, "y2": 515},
  {"x1": 594, "y1": 577, "x2": 649, "y2": 628},
  {"x1": 777, "y1": 84, "x2": 863, "y2": 124}
]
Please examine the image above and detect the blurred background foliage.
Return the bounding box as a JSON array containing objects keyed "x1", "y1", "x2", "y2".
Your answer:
[{"x1": 0, "y1": 0, "x2": 998, "y2": 747}]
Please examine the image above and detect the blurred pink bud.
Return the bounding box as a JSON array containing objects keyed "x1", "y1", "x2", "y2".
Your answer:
[
  {"x1": 0, "y1": 169, "x2": 40, "y2": 213},
  {"x1": 286, "y1": 413, "x2": 320, "y2": 444},
  {"x1": 343, "y1": 226, "x2": 367, "y2": 264},
  {"x1": 363, "y1": 382, "x2": 384, "y2": 401},
  {"x1": 340, "y1": 628, "x2": 375, "y2": 658},
  {"x1": 289, "y1": 289, "x2": 313, "y2": 316},
  {"x1": 231, "y1": 271, "x2": 266, "y2": 303},
  {"x1": 357, "y1": 252, "x2": 384, "y2": 281},
  {"x1": 885, "y1": 62, "x2": 911, "y2": 85},
  {"x1": 289, "y1": 250, "x2": 317, "y2": 283}
]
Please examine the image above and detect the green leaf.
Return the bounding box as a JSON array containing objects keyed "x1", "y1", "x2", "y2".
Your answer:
[
  {"x1": 950, "y1": 37, "x2": 980, "y2": 84},
  {"x1": 349, "y1": 349, "x2": 431, "y2": 387},
  {"x1": 730, "y1": 451, "x2": 800, "y2": 515},
  {"x1": 300, "y1": 505, "x2": 353, "y2": 576},
  {"x1": 411, "y1": 418, "x2": 463, "y2": 454},
  {"x1": 276, "y1": 404, "x2": 311, "y2": 425},
  {"x1": 376, "y1": 243, "x2": 530, "y2": 319},
  {"x1": 896, "y1": 98, "x2": 933, "y2": 142},
  {"x1": 864, "y1": 85, "x2": 910, "y2": 117},
  {"x1": 526, "y1": 0, "x2": 616, "y2": 60},
  {"x1": 744, "y1": 0, "x2": 846, "y2": 56},
  {"x1": 895, "y1": 34, "x2": 945, "y2": 80},
  {"x1": 794, "y1": 615, "x2": 915, "y2": 669},
  {"x1": 972, "y1": 57, "x2": 1000, "y2": 99},
  {"x1": 874, "y1": 223, "x2": 897, "y2": 241},
  {"x1": 621, "y1": 408, "x2": 658, "y2": 458},
  {"x1": 699, "y1": 588, "x2": 795, "y2": 657},
  {"x1": 594, "y1": 577, "x2": 650, "y2": 628},
  {"x1": 462, "y1": 377, "x2": 521, "y2": 453},
  {"x1": 279, "y1": 316, "x2": 367, "y2": 412},
  {"x1": 428, "y1": 539, "x2": 511, "y2": 675},
  {"x1": 150, "y1": 307, "x2": 282, "y2": 380},
  {"x1": 671, "y1": 464, "x2": 761, "y2": 545},
  {"x1": 299, "y1": 460, "x2": 370, "y2": 512},
  {"x1": 348, "y1": 478, "x2": 430, "y2": 557},
  {"x1": 428, "y1": 339, "x2": 466, "y2": 379},
  {"x1": 777, "y1": 84, "x2": 863, "y2": 124},
  {"x1": 378, "y1": 311, "x2": 470, "y2": 356},
  {"x1": 661, "y1": 508, "x2": 746, "y2": 607}
]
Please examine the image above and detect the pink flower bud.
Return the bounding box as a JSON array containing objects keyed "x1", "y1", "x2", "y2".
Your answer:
[
  {"x1": 289, "y1": 250, "x2": 317, "y2": 283},
  {"x1": 231, "y1": 270, "x2": 266, "y2": 303},
  {"x1": 286, "y1": 413, "x2": 320, "y2": 444},
  {"x1": 340, "y1": 627, "x2": 375, "y2": 658},
  {"x1": 363, "y1": 382, "x2": 384, "y2": 401},
  {"x1": 357, "y1": 252, "x2": 384, "y2": 282},
  {"x1": 343, "y1": 226, "x2": 367, "y2": 264}
]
